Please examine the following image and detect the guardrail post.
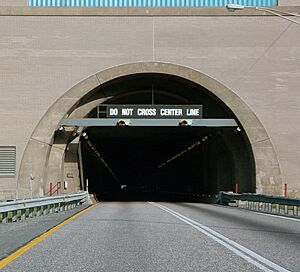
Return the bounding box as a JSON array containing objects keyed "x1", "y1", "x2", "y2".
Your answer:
[
  {"x1": 50, "y1": 204, "x2": 54, "y2": 214},
  {"x1": 20, "y1": 209, "x2": 26, "y2": 220},
  {"x1": 29, "y1": 208, "x2": 33, "y2": 218},
  {"x1": 12, "y1": 210, "x2": 17, "y2": 222},
  {"x1": 43, "y1": 205, "x2": 47, "y2": 215},
  {"x1": 293, "y1": 206, "x2": 297, "y2": 216},
  {"x1": 2, "y1": 212, "x2": 8, "y2": 223},
  {"x1": 36, "y1": 207, "x2": 41, "y2": 216}
]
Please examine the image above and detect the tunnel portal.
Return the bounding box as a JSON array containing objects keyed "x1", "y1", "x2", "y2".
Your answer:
[{"x1": 74, "y1": 73, "x2": 255, "y2": 201}]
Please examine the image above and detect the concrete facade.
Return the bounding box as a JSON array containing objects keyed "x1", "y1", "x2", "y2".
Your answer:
[
  {"x1": 278, "y1": 0, "x2": 300, "y2": 6},
  {"x1": 0, "y1": 0, "x2": 27, "y2": 6},
  {"x1": 0, "y1": 7, "x2": 300, "y2": 199}
]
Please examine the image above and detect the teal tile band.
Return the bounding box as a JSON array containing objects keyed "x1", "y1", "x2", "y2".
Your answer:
[{"x1": 27, "y1": 0, "x2": 278, "y2": 7}]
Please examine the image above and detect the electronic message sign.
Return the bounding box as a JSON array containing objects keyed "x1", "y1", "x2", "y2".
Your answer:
[{"x1": 97, "y1": 105, "x2": 203, "y2": 119}]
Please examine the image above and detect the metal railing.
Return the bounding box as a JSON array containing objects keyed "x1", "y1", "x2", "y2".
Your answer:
[
  {"x1": 218, "y1": 192, "x2": 300, "y2": 217},
  {"x1": 0, "y1": 191, "x2": 88, "y2": 223}
]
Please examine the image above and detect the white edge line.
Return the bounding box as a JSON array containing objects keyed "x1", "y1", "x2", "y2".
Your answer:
[
  {"x1": 253, "y1": 212, "x2": 300, "y2": 222},
  {"x1": 149, "y1": 202, "x2": 291, "y2": 272}
]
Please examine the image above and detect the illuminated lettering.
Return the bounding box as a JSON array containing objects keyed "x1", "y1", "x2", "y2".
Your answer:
[
  {"x1": 187, "y1": 109, "x2": 200, "y2": 116},
  {"x1": 109, "y1": 108, "x2": 118, "y2": 116},
  {"x1": 122, "y1": 108, "x2": 133, "y2": 116}
]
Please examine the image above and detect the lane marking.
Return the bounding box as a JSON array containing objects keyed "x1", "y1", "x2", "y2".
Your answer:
[
  {"x1": 150, "y1": 202, "x2": 290, "y2": 272},
  {"x1": 253, "y1": 212, "x2": 300, "y2": 222},
  {"x1": 0, "y1": 204, "x2": 97, "y2": 270}
]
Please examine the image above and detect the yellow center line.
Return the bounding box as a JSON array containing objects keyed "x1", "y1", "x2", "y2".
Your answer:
[{"x1": 0, "y1": 204, "x2": 98, "y2": 270}]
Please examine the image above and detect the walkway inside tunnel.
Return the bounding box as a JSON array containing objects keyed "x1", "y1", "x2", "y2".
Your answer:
[{"x1": 74, "y1": 73, "x2": 255, "y2": 202}]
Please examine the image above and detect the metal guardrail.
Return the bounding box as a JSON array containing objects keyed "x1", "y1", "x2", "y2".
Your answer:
[
  {"x1": 0, "y1": 191, "x2": 88, "y2": 223},
  {"x1": 218, "y1": 192, "x2": 300, "y2": 217}
]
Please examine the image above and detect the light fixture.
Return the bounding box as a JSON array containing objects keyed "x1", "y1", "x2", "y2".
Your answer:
[
  {"x1": 117, "y1": 119, "x2": 131, "y2": 126},
  {"x1": 202, "y1": 136, "x2": 209, "y2": 142},
  {"x1": 179, "y1": 119, "x2": 193, "y2": 126},
  {"x1": 81, "y1": 132, "x2": 88, "y2": 140},
  {"x1": 234, "y1": 127, "x2": 242, "y2": 133},
  {"x1": 226, "y1": 4, "x2": 246, "y2": 10},
  {"x1": 226, "y1": 3, "x2": 300, "y2": 25}
]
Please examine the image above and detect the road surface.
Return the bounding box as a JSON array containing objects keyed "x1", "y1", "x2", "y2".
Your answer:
[{"x1": 1, "y1": 202, "x2": 300, "y2": 271}]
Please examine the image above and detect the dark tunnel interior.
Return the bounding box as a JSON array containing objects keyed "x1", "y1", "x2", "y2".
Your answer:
[{"x1": 76, "y1": 73, "x2": 256, "y2": 202}]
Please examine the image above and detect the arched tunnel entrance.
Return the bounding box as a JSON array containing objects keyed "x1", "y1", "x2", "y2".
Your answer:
[{"x1": 77, "y1": 73, "x2": 255, "y2": 201}]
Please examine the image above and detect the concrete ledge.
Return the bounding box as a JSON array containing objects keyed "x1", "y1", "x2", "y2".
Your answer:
[{"x1": 0, "y1": 6, "x2": 300, "y2": 16}]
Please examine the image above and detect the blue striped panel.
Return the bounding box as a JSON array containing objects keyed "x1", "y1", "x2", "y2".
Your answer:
[{"x1": 27, "y1": 0, "x2": 278, "y2": 6}]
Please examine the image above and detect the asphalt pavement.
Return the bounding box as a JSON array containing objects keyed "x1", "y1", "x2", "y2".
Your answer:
[
  {"x1": 0, "y1": 204, "x2": 90, "y2": 260},
  {"x1": 1, "y1": 202, "x2": 299, "y2": 272}
]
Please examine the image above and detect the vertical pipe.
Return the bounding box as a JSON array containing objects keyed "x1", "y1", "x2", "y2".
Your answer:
[
  {"x1": 235, "y1": 182, "x2": 238, "y2": 194},
  {"x1": 86, "y1": 178, "x2": 89, "y2": 193},
  {"x1": 57, "y1": 182, "x2": 61, "y2": 195},
  {"x1": 29, "y1": 178, "x2": 33, "y2": 199},
  {"x1": 284, "y1": 183, "x2": 288, "y2": 197},
  {"x1": 50, "y1": 182, "x2": 53, "y2": 196}
]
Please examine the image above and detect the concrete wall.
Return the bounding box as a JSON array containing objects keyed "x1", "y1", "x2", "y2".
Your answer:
[
  {"x1": 278, "y1": 0, "x2": 300, "y2": 6},
  {"x1": 0, "y1": 0, "x2": 27, "y2": 6},
  {"x1": 0, "y1": 7, "x2": 300, "y2": 199}
]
